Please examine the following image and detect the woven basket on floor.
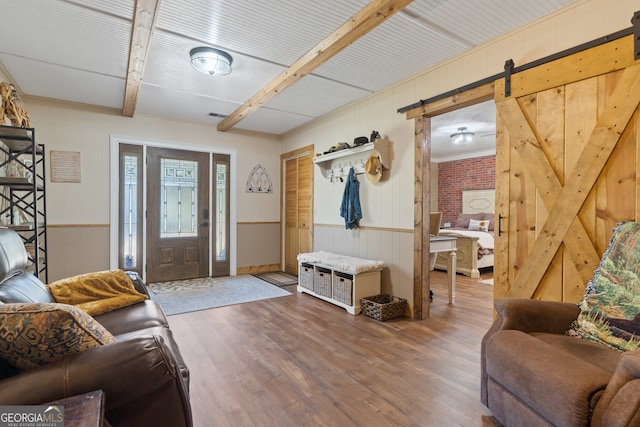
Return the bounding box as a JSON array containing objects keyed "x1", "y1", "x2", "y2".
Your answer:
[{"x1": 361, "y1": 294, "x2": 407, "y2": 321}]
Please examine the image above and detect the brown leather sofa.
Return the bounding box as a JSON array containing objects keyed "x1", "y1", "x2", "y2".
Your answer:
[
  {"x1": 0, "y1": 228, "x2": 192, "y2": 427},
  {"x1": 481, "y1": 298, "x2": 640, "y2": 427}
]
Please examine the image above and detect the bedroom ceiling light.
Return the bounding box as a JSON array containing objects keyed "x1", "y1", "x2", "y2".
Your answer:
[
  {"x1": 190, "y1": 47, "x2": 233, "y2": 75},
  {"x1": 450, "y1": 126, "x2": 474, "y2": 144}
]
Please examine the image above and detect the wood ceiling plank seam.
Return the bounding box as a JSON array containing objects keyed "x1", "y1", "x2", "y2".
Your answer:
[
  {"x1": 506, "y1": 63, "x2": 640, "y2": 298},
  {"x1": 0, "y1": 2, "x2": 132, "y2": 76},
  {"x1": 64, "y1": 0, "x2": 135, "y2": 18},
  {"x1": 407, "y1": 0, "x2": 562, "y2": 42}
]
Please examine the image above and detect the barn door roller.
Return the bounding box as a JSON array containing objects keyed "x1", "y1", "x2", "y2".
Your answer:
[
  {"x1": 504, "y1": 59, "x2": 514, "y2": 98},
  {"x1": 633, "y1": 10, "x2": 640, "y2": 60}
]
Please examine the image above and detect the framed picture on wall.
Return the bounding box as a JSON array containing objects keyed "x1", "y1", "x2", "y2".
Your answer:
[{"x1": 50, "y1": 150, "x2": 81, "y2": 183}]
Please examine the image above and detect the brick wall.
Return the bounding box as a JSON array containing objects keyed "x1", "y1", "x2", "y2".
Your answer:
[{"x1": 437, "y1": 155, "x2": 495, "y2": 226}]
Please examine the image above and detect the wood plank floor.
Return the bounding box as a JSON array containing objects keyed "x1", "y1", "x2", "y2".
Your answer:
[{"x1": 167, "y1": 270, "x2": 501, "y2": 427}]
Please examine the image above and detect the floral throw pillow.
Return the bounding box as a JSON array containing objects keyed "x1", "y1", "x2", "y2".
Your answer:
[
  {"x1": 0, "y1": 303, "x2": 116, "y2": 370},
  {"x1": 567, "y1": 222, "x2": 640, "y2": 352},
  {"x1": 468, "y1": 218, "x2": 490, "y2": 232}
]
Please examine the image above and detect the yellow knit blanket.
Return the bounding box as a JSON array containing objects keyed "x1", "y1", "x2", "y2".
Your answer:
[{"x1": 47, "y1": 269, "x2": 147, "y2": 316}]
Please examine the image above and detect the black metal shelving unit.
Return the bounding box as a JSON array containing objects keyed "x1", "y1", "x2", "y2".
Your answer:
[{"x1": 0, "y1": 125, "x2": 47, "y2": 281}]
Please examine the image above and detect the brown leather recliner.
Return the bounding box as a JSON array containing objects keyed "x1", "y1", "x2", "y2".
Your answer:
[{"x1": 0, "y1": 227, "x2": 192, "y2": 427}]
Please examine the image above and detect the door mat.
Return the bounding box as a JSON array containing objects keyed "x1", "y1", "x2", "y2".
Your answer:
[{"x1": 252, "y1": 271, "x2": 298, "y2": 287}]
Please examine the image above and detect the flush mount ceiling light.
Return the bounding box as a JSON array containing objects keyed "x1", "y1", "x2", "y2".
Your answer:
[
  {"x1": 450, "y1": 126, "x2": 474, "y2": 144},
  {"x1": 190, "y1": 47, "x2": 233, "y2": 75}
]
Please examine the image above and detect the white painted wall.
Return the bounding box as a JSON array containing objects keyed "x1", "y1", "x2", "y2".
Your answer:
[
  {"x1": 25, "y1": 99, "x2": 281, "y2": 225},
  {"x1": 281, "y1": 0, "x2": 640, "y2": 312},
  {"x1": 0, "y1": 89, "x2": 283, "y2": 277}
]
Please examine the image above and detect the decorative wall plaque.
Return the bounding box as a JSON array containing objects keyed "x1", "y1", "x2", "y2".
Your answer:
[
  {"x1": 51, "y1": 150, "x2": 81, "y2": 183},
  {"x1": 246, "y1": 164, "x2": 272, "y2": 193}
]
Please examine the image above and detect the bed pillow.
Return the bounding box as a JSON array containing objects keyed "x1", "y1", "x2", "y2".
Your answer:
[
  {"x1": 0, "y1": 302, "x2": 116, "y2": 370},
  {"x1": 455, "y1": 213, "x2": 484, "y2": 228},
  {"x1": 469, "y1": 219, "x2": 490, "y2": 232}
]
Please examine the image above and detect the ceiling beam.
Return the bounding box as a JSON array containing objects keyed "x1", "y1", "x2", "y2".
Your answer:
[
  {"x1": 123, "y1": 0, "x2": 161, "y2": 117},
  {"x1": 217, "y1": 0, "x2": 414, "y2": 132}
]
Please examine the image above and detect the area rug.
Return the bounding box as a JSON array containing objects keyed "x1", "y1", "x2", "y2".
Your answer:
[
  {"x1": 252, "y1": 271, "x2": 298, "y2": 287},
  {"x1": 147, "y1": 275, "x2": 291, "y2": 315},
  {"x1": 479, "y1": 278, "x2": 494, "y2": 286}
]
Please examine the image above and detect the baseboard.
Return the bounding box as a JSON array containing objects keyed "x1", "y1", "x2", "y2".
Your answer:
[{"x1": 237, "y1": 263, "x2": 280, "y2": 275}]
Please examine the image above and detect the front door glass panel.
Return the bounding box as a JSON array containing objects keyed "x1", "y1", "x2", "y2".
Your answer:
[
  {"x1": 160, "y1": 158, "x2": 197, "y2": 238},
  {"x1": 216, "y1": 163, "x2": 227, "y2": 261},
  {"x1": 123, "y1": 155, "x2": 138, "y2": 268}
]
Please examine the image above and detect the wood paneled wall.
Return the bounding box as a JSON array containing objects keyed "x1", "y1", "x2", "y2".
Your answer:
[
  {"x1": 237, "y1": 222, "x2": 281, "y2": 273},
  {"x1": 313, "y1": 224, "x2": 414, "y2": 315}
]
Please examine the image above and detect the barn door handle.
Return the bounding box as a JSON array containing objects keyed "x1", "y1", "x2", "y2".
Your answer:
[{"x1": 498, "y1": 214, "x2": 503, "y2": 236}]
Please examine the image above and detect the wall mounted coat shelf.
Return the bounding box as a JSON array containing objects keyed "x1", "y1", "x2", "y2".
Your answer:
[{"x1": 313, "y1": 137, "x2": 391, "y2": 181}]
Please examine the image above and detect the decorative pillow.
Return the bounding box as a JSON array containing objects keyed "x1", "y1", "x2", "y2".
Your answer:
[
  {"x1": 0, "y1": 303, "x2": 116, "y2": 370},
  {"x1": 468, "y1": 218, "x2": 490, "y2": 232},
  {"x1": 454, "y1": 213, "x2": 480, "y2": 228},
  {"x1": 567, "y1": 222, "x2": 640, "y2": 352}
]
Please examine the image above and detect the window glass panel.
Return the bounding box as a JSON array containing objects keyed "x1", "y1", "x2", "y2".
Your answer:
[
  {"x1": 164, "y1": 186, "x2": 180, "y2": 233},
  {"x1": 216, "y1": 163, "x2": 227, "y2": 260},
  {"x1": 123, "y1": 155, "x2": 137, "y2": 268},
  {"x1": 161, "y1": 158, "x2": 197, "y2": 238}
]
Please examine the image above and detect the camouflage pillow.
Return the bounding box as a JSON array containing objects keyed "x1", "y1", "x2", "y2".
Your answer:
[
  {"x1": 0, "y1": 303, "x2": 116, "y2": 370},
  {"x1": 567, "y1": 222, "x2": 640, "y2": 352}
]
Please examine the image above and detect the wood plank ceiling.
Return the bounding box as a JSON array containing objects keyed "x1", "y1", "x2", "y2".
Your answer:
[{"x1": 0, "y1": 0, "x2": 574, "y2": 137}]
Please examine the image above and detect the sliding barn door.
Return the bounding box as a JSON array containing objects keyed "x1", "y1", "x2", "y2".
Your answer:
[{"x1": 494, "y1": 34, "x2": 640, "y2": 302}]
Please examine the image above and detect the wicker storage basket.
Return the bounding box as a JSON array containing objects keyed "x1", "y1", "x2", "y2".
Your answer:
[
  {"x1": 299, "y1": 263, "x2": 314, "y2": 290},
  {"x1": 314, "y1": 267, "x2": 332, "y2": 297},
  {"x1": 361, "y1": 294, "x2": 407, "y2": 321},
  {"x1": 332, "y1": 272, "x2": 353, "y2": 305}
]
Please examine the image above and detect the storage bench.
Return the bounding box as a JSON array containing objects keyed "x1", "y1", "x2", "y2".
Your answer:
[{"x1": 296, "y1": 251, "x2": 383, "y2": 315}]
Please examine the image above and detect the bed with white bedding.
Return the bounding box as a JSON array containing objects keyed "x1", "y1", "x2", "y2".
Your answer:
[{"x1": 434, "y1": 189, "x2": 495, "y2": 278}]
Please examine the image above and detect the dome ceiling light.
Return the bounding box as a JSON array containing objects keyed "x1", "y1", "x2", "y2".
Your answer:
[
  {"x1": 190, "y1": 47, "x2": 233, "y2": 75},
  {"x1": 450, "y1": 126, "x2": 474, "y2": 144}
]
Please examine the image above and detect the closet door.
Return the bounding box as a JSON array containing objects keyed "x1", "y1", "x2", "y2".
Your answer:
[
  {"x1": 494, "y1": 34, "x2": 640, "y2": 302},
  {"x1": 283, "y1": 148, "x2": 313, "y2": 275}
]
